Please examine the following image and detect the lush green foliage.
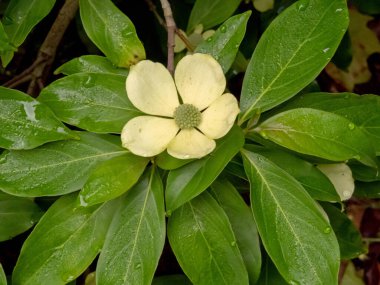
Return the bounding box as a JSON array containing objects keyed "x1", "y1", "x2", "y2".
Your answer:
[{"x1": 0, "y1": 0, "x2": 379, "y2": 284}]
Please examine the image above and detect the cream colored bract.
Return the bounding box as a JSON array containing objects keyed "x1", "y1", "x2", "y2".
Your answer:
[{"x1": 121, "y1": 53, "x2": 240, "y2": 159}]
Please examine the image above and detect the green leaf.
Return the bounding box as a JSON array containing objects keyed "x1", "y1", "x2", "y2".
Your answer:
[
  {"x1": 0, "y1": 22, "x2": 14, "y2": 54},
  {"x1": 352, "y1": 0, "x2": 380, "y2": 15},
  {"x1": 276, "y1": 92, "x2": 380, "y2": 154},
  {"x1": 256, "y1": 108, "x2": 377, "y2": 168},
  {"x1": 0, "y1": 192, "x2": 43, "y2": 241},
  {"x1": 256, "y1": 253, "x2": 287, "y2": 285},
  {"x1": 168, "y1": 192, "x2": 249, "y2": 284},
  {"x1": 239, "y1": 0, "x2": 349, "y2": 122},
  {"x1": 245, "y1": 145, "x2": 340, "y2": 201},
  {"x1": 152, "y1": 275, "x2": 191, "y2": 285},
  {"x1": 195, "y1": 11, "x2": 251, "y2": 73},
  {"x1": 38, "y1": 73, "x2": 141, "y2": 133},
  {"x1": 12, "y1": 194, "x2": 116, "y2": 285},
  {"x1": 79, "y1": 154, "x2": 149, "y2": 206},
  {"x1": 210, "y1": 180, "x2": 261, "y2": 283},
  {"x1": 0, "y1": 87, "x2": 76, "y2": 150},
  {"x1": 0, "y1": 132, "x2": 127, "y2": 197},
  {"x1": 97, "y1": 168, "x2": 165, "y2": 285},
  {"x1": 0, "y1": 263, "x2": 6, "y2": 285},
  {"x1": 156, "y1": 151, "x2": 194, "y2": 170},
  {"x1": 55, "y1": 55, "x2": 129, "y2": 76},
  {"x1": 166, "y1": 126, "x2": 244, "y2": 212},
  {"x1": 187, "y1": 0, "x2": 241, "y2": 32},
  {"x1": 79, "y1": 0, "x2": 145, "y2": 67},
  {"x1": 242, "y1": 150, "x2": 340, "y2": 284},
  {"x1": 1, "y1": 0, "x2": 56, "y2": 66},
  {"x1": 350, "y1": 161, "x2": 380, "y2": 182},
  {"x1": 354, "y1": 181, "x2": 380, "y2": 198},
  {"x1": 321, "y1": 203, "x2": 366, "y2": 260}
]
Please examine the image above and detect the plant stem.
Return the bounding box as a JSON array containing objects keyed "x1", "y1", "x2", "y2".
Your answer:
[
  {"x1": 145, "y1": 0, "x2": 194, "y2": 53},
  {"x1": 3, "y1": 0, "x2": 79, "y2": 96},
  {"x1": 159, "y1": 0, "x2": 176, "y2": 74}
]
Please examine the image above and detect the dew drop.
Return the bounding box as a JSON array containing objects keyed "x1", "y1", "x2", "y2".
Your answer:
[
  {"x1": 348, "y1": 123, "x2": 355, "y2": 130},
  {"x1": 343, "y1": 190, "x2": 352, "y2": 199},
  {"x1": 335, "y1": 8, "x2": 343, "y2": 13},
  {"x1": 220, "y1": 25, "x2": 227, "y2": 33},
  {"x1": 84, "y1": 76, "x2": 95, "y2": 88},
  {"x1": 183, "y1": 154, "x2": 190, "y2": 159},
  {"x1": 296, "y1": 0, "x2": 309, "y2": 11},
  {"x1": 79, "y1": 195, "x2": 88, "y2": 207},
  {"x1": 289, "y1": 280, "x2": 300, "y2": 285},
  {"x1": 207, "y1": 37, "x2": 212, "y2": 42},
  {"x1": 322, "y1": 47, "x2": 330, "y2": 53},
  {"x1": 324, "y1": 227, "x2": 331, "y2": 234},
  {"x1": 135, "y1": 263, "x2": 141, "y2": 269},
  {"x1": 231, "y1": 241, "x2": 236, "y2": 246},
  {"x1": 122, "y1": 28, "x2": 133, "y2": 38},
  {"x1": 166, "y1": 210, "x2": 172, "y2": 217}
]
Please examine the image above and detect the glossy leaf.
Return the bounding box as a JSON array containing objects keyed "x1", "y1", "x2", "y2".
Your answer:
[
  {"x1": 0, "y1": 192, "x2": 42, "y2": 241},
  {"x1": 0, "y1": 22, "x2": 14, "y2": 54},
  {"x1": 256, "y1": 253, "x2": 287, "y2": 285},
  {"x1": 79, "y1": 0, "x2": 145, "y2": 67},
  {"x1": 79, "y1": 154, "x2": 149, "y2": 206},
  {"x1": 39, "y1": 73, "x2": 141, "y2": 133},
  {"x1": 12, "y1": 194, "x2": 115, "y2": 285},
  {"x1": 245, "y1": 145, "x2": 340, "y2": 201},
  {"x1": 354, "y1": 181, "x2": 380, "y2": 198},
  {"x1": 240, "y1": 0, "x2": 349, "y2": 122},
  {"x1": 242, "y1": 150, "x2": 340, "y2": 284},
  {"x1": 256, "y1": 108, "x2": 377, "y2": 168},
  {"x1": 55, "y1": 55, "x2": 129, "y2": 76},
  {"x1": 321, "y1": 203, "x2": 366, "y2": 260},
  {"x1": 166, "y1": 126, "x2": 244, "y2": 212},
  {"x1": 152, "y1": 275, "x2": 191, "y2": 285},
  {"x1": 0, "y1": 263, "x2": 5, "y2": 285},
  {"x1": 276, "y1": 92, "x2": 380, "y2": 154},
  {"x1": 1, "y1": 0, "x2": 56, "y2": 66},
  {"x1": 195, "y1": 11, "x2": 251, "y2": 73},
  {"x1": 350, "y1": 161, "x2": 380, "y2": 182},
  {"x1": 0, "y1": 132, "x2": 127, "y2": 197},
  {"x1": 168, "y1": 192, "x2": 249, "y2": 284},
  {"x1": 97, "y1": 168, "x2": 165, "y2": 285},
  {"x1": 0, "y1": 87, "x2": 75, "y2": 150},
  {"x1": 187, "y1": 0, "x2": 241, "y2": 32},
  {"x1": 210, "y1": 180, "x2": 261, "y2": 283},
  {"x1": 156, "y1": 151, "x2": 194, "y2": 170}
]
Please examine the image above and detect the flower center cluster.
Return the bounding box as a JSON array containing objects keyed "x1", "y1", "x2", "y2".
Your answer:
[{"x1": 173, "y1": 104, "x2": 201, "y2": 129}]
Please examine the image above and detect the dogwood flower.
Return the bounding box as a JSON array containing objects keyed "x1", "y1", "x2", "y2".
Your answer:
[{"x1": 121, "y1": 53, "x2": 239, "y2": 159}]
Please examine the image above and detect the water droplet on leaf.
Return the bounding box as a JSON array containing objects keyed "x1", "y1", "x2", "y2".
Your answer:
[
  {"x1": 296, "y1": 0, "x2": 309, "y2": 11},
  {"x1": 322, "y1": 47, "x2": 330, "y2": 53},
  {"x1": 348, "y1": 123, "x2": 355, "y2": 130},
  {"x1": 220, "y1": 25, "x2": 227, "y2": 33},
  {"x1": 231, "y1": 241, "x2": 236, "y2": 246},
  {"x1": 324, "y1": 227, "x2": 331, "y2": 234}
]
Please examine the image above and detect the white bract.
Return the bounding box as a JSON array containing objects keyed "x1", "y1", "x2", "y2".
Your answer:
[
  {"x1": 121, "y1": 53, "x2": 240, "y2": 159},
  {"x1": 317, "y1": 163, "x2": 355, "y2": 201}
]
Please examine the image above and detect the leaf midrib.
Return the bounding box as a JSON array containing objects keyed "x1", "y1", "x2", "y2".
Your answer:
[{"x1": 246, "y1": 154, "x2": 322, "y2": 283}]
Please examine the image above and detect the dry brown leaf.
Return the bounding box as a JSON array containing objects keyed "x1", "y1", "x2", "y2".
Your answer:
[{"x1": 325, "y1": 8, "x2": 380, "y2": 91}]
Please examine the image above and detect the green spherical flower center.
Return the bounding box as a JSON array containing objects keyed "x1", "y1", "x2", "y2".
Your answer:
[{"x1": 173, "y1": 104, "x2": 202, "y2": 129}]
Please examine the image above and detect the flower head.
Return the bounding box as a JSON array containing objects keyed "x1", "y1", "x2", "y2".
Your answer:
[{"x1": 121, "y1": 53, "x2": 239, "y2": 159}]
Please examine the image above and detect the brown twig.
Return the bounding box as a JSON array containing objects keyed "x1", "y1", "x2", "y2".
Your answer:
[
  {"x1": 3, "y1": 0, "x2": 79, "y2": 96},
  {"x1": 144, "y1": 0, "x2": 194, "y2": 53},
  {"x1": 159, "y1": 0, "x2": 176, "y2": 74}
]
